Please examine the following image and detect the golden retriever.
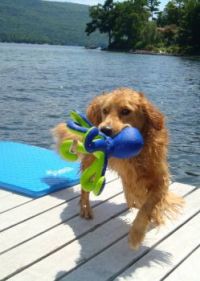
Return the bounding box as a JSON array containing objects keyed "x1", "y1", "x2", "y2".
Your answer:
[{"x1": 53, "y1": 88, "x2": 183, "y2": 249}]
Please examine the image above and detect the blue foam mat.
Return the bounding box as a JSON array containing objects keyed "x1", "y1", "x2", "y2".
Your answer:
[{"x1": 0, "y1": 141, "x2": 80, "y2": 197}]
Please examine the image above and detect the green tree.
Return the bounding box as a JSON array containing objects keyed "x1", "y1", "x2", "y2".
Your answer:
[
  {"x1": 156, "y1": 0, "x2": 183, "y2": 48},
  {"x1": 147, "y1": 0, "x2": 161, "y2": 19},
  {"x1": 86, "y1": 0, "x2": 149, "y2": 50},
  {"x1": 112, "y1": 0, "x2": 149, "y2": 49},
  {"x1": 86, "y1": 0, "x2": 200, "y2": 54},
  {"x1": 85, "y1": 0, "x2": 115, "y2": 46},
  {"x1": 157, "y1": 0, "x2": 183, "y2": 26},
  {"x1": 157, "y1": 0, "x2": 200, "y2": 53},
  {"x1": 138, "y1": 21, "x2": 161, "y2": 48},
  {"x1": 178, "y1": 0, "x2": 200, "y2": 53}
]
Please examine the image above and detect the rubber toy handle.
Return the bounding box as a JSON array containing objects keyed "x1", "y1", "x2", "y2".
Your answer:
[
  {"x1": 59, "y1": 140, "x2": 86, "y2": 162},
  {"x1": 59, "y1": 138, "x2": 107, "y2": 196},
  {"x1": 81, "y1": 151, "x2": 106, "y2": 196},
  {"x1": 66, "y1": 111, "x2": 92, "y2": 137},
  {"x1": 67, "y1": 119, "x2": 88, "y2": 136},
  {"x1": 84, "y1": 127, "x2": 107, "y2": 153}
]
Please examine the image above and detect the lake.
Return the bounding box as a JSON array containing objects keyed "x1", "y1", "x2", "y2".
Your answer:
[{"x1": 0, "y1": 43, "x2": 199, "y2": 186}]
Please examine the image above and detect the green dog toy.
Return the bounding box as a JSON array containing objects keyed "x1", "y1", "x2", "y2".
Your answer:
[{"x1": 59, "y1": 111, "x2": 107, "y2": 196}]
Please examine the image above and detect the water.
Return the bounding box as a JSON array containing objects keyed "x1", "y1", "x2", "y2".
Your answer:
[{"x1": 0, "y1": 43, "x2": 199, "y2": 186}]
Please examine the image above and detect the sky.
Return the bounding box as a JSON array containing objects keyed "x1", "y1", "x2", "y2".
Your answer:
[{"x1": 45, "y1": 0, "x2": 169, "y2": 11}]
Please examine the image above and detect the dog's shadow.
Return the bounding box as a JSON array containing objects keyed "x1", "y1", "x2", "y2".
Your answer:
[{"x1": 51, "y1": 188, "x2": 172, "y2": 281}]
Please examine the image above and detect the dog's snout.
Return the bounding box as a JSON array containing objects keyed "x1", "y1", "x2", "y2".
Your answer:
[{"x1": 100, "y1": 126, "x2": 113, "y2": 136}]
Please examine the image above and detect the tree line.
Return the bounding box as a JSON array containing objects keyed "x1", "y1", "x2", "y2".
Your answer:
[{"x1": 86, "y1": 0, "x2": 200, "y2": 54}]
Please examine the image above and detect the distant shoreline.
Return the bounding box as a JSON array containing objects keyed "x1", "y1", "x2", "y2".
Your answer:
[
  {"x1": 129, "y1": 49, "x2": 180, "y2": 56},
  {"x1": 0, "y1": 41, "x2": 199, "y2": 57},
  {"x1": 101, "y1": 47, "x2": 200, "y2": 57}
]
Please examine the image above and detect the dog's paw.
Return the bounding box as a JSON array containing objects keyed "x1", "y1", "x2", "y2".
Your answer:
[{"x1": 80, "y1": 203, "x2": 93, "y2": 220}]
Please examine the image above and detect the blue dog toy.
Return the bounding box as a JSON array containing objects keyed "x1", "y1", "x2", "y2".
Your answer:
[{"x1": 60, "y1": 111, "x2": 144, "y2": 195}]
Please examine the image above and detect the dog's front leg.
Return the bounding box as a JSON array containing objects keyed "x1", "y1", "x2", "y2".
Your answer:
[
  {"x1": 80, "y1": 189, "x2": 93, "y2": 219},
  {"x1": 128, "y1": 183, "x2": 167, "y2": 249},
  {"x1": 79, "y1": 154, "x2": 95, "y2": 219}
]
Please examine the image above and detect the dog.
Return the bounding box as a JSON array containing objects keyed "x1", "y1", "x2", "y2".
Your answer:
[{"x1": 53, "y1": 88, "x2": 183, "y2": 249}]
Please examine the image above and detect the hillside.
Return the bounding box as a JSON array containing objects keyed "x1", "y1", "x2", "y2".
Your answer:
[{"x1": 0, "y1": 0, "x2": 107, "y2": 46}]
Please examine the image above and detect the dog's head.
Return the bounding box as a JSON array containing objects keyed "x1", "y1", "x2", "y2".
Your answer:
[{"x1": 87, "y1": 88, "x2": 164, "y2": 137}]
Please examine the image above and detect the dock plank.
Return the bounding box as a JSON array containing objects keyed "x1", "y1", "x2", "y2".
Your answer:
[
  {"x1": 55, "y1": 189, "x2": 200, "y2": 281},
  {"x1": 0, "y1": 188, "x2": 14, "y2": 199},
  {"x1": 0, "y1": 170, "x2": 117, "y2": 214},
  {"x1": 114, "y1": 214, "x2": 200, "y2": 281},
  {"x1": 169, "y1": 182, "x2": 197, "y2": 196},
  {"x1": 0, "y1": 192, "x2": 127, "y2": 280},
  {"x1": 0, "y1": 171, "x2": 118, "y2": 231},
  {"x1": 0, "y1": 194, "x2": 33, "y2": 214},
  {"x1": 1, "y1": 183, "x2": 197, "y2": 281},
  {"x1": 163, "y1": 246, "x2": 200, "y2": 281},
  {"x1": 0, "y1": 179, "x2": 123, "y2": 254}
]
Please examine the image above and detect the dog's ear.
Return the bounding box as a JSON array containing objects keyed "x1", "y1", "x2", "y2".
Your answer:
[
  {"x1": 86, "y1": 96, "x2": 103, "y2": 126},
  {"x1": 140, "y1": 93, "x2": 164, "y2": 130}
]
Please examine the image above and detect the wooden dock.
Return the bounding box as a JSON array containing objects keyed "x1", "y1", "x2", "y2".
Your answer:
[{"x1": 0, "y1": 172, "x2": 199, "y2": 281}]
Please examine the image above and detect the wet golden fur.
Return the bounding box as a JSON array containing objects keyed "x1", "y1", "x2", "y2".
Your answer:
[{"x1": 53, "y1": 88, "x2": 184, "y2": 249}]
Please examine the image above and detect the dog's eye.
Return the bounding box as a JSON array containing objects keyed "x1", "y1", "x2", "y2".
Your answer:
[
  {"x1": 102, "y1": 108, "x2": 109, "y2": 115},
  {"x1": 121, "y1": 108, "x2": 131, "y2": 116}
]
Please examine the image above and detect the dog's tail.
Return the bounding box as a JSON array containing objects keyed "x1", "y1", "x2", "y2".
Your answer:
[
  {"x1": 52, "y1": 122, "x2": 95, "y2": 168},
  {"x1": 164, "y1": 191, "x2": 184, "y2": 218},
  {"x1": 52, "y1": 123, "x2": 81, "y2": 147},
  {"x1": 153, "y1": 191, "x2": 184, "y2": 225},
  {"x1": 52, "y1": 123, "x2": 83, "y2": 161}
]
